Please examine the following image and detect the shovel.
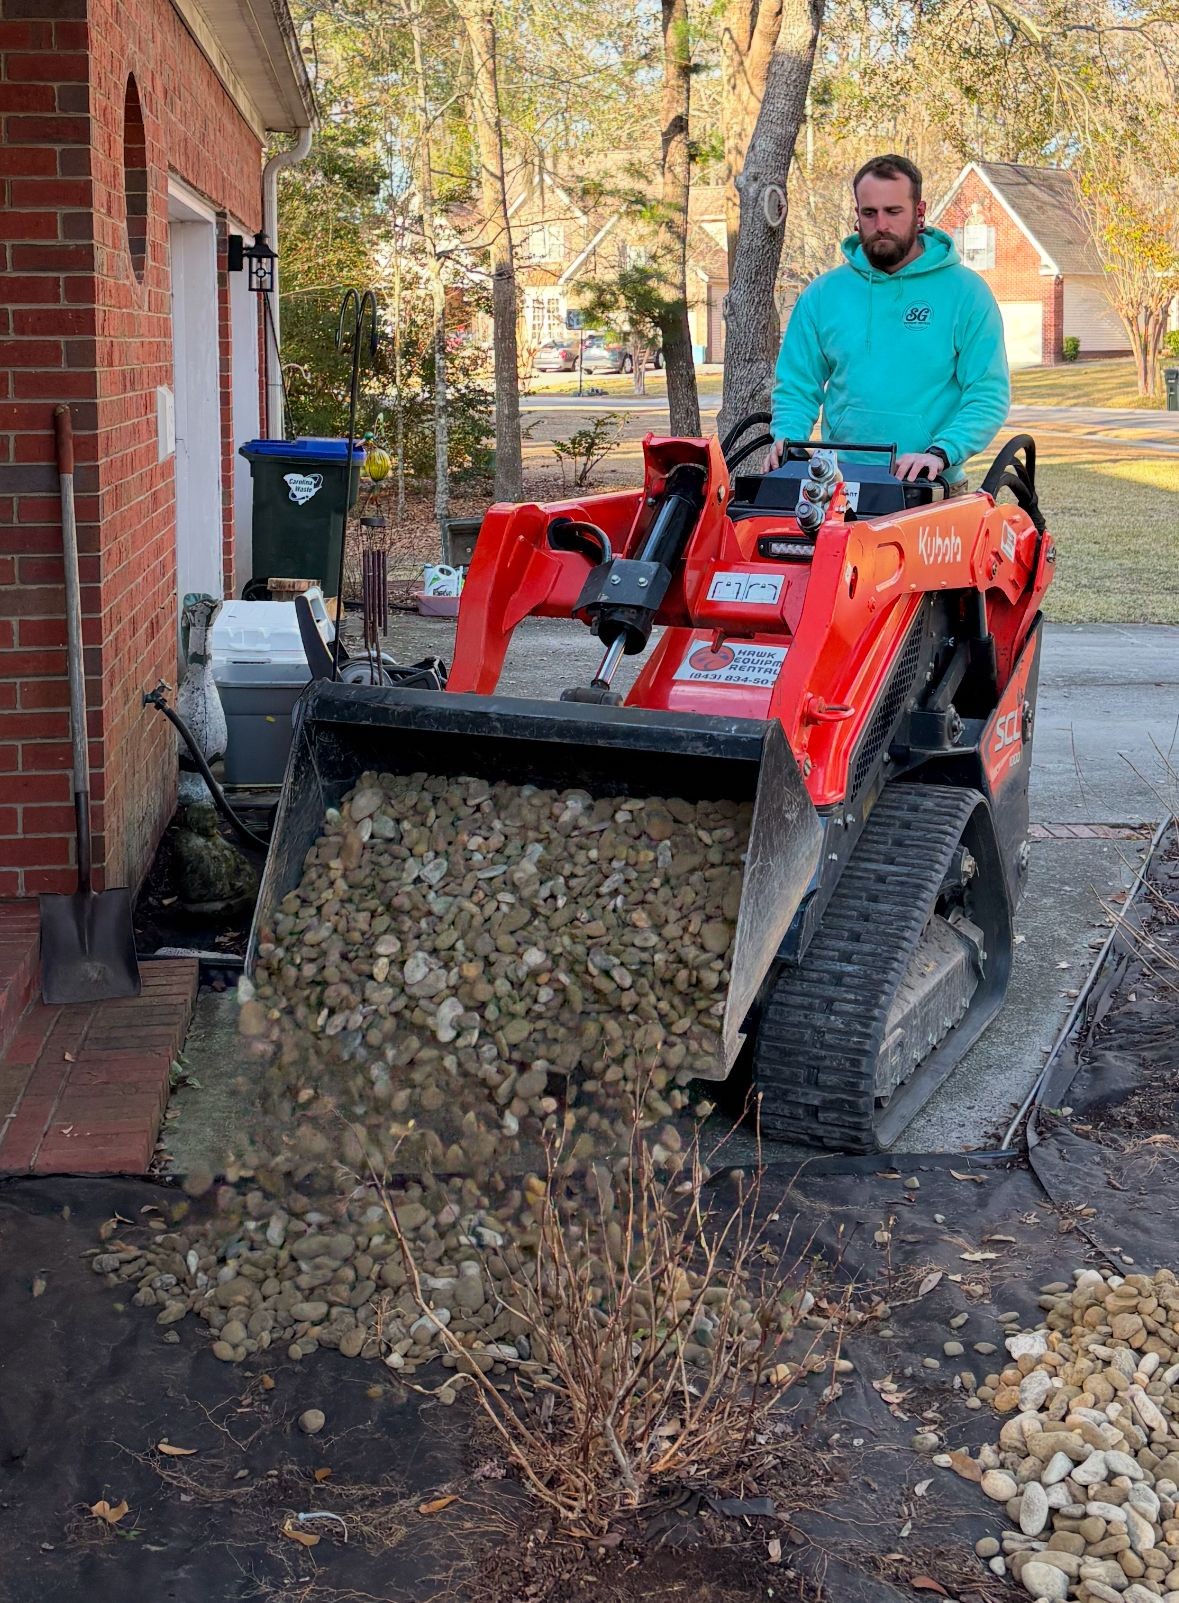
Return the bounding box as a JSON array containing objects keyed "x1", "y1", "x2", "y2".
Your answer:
[{"x1": 39, "y1": 405, "x2": 141, "y2": 1005}]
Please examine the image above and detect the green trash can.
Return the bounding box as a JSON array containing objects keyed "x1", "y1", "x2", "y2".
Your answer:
[
  {"x1": 1166, "y1": 368, "x2": 1179, "y2": 412},
  {"x1": 239, "y1": 437, "x2": 364, "y2": 594}
]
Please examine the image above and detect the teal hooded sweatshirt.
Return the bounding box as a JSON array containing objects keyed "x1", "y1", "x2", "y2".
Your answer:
[{"x1": 769, "y1": 227, "x2": 1010, "y2": 483}]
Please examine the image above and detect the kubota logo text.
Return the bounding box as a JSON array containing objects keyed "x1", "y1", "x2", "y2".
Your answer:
[{"x1": 917, "y1": 527, "x2": 962, "y2": 565}]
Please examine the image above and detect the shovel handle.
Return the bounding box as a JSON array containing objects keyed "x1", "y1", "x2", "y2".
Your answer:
[
  {"x1": 54, "y1": 404, "x2": 74, "y2": 476},
  {"x1": 55, "y1": 404, "x2": 90, "y2": 893}
]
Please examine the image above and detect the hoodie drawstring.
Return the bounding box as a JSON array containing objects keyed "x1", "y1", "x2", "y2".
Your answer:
[{"x1": 867, "y1": 277, "x2": 873, "y2": 352}]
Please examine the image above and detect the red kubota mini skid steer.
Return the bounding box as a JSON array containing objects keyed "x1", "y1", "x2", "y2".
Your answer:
[{"x1": 252, "y1": 420, "x2": 1054, "y2": 1152}]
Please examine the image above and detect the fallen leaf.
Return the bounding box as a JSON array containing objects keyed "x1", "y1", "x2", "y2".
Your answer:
[
  {"x1": 63, "y1": 1051, "x2": 76, "y2": 1063},
  {"x1": 767, "y1": 1537, "x2": 782, "y2": 1563},
  {"x1": 31, "y1": 1274, "x2": 46, "y2": 1298},
  {"x1": 157, "y1": 1442, "x2": 197, "y2": 1457},
  {"x1": 983, "y1": 1234, "x2": 1017, "y2": 1244},
  {"x1": 314, "y1": 1467, "x2": 333, "y2": 1483},
  {"x1": 946, "y1": 1450, "x2": 981, "y2": 1483},
  {"x1": 260, "y1": 1374, "x2": 275, "y2": 1391},
  {"x1": 418, "y1": 1495, "x2": 458, "y2": 1515},
  {"x1": 960, "y1": 1251, "x2": 998, "y2": 1262},
  {"x1": 282, "y1": 1519, "x2": 319, "y2": 1547},
  {"x1": 949, "y1": 1170, "x2": 985, "y2": 1185},
  {"x1": 913, "y1": 1478, "x2": 932, "y2": 1497},
  {"x1": 89, "y1": 1499, "x2": 129, "y2": 1525},
  {"x1": 917, "y1": 1271, "x2": 943, "y2": 1298},
  {"x1": 898, "y1": 1519, "x2": 913, "y2": 1538},
  {"x1": 910, "y1": 1579, "x2": 948, "y2": 1596},
  {"x1": 1056, "y1": 961, "x2": 1070, "y2": 969}
]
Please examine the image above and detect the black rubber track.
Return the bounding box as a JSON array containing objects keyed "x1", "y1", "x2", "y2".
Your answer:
[{"x1": 753, "y1": 783, "x2": 985, "y2": 1153}]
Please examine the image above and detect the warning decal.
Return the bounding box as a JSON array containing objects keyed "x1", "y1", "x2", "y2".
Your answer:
[
  {"x1": 706, "y1": 571, "x2": 784, "y2": 606},
  {"x1": 673, "y1": 641, "x2": 789, "y2": 686}
]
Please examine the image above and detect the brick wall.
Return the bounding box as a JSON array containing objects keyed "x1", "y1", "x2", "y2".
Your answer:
[
  {"x1": 937, "y1": 170, "x2": 1044, "y2": 302},
  {"x1": 0, "y1": 1, "x2": 98, "y2": 900},
  {"x1": 1042, "y1": 275, "x2": 1065, "y2": 366},
  {"x1": 936, "y1": 170, "x2": 1064, "y2": 364},
  {"x1": 0, "y1": 0, "x2": 264, "y2": 897}
]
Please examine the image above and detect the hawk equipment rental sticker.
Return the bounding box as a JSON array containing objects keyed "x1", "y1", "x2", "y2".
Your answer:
[{"x1": 673, "y1": 641, "x2": 789, "y2": 686}]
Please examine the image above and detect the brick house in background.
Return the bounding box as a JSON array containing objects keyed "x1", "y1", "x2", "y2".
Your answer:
[
  {"x1": 0, "y1": 0, "x2": 314, "y2": 901},
  {"x1": 454, "y1": 161, "x2": 730, "y2": 366},
  {"x1": 931, "y1": 162, "x2": 1131, "y2": 368}
]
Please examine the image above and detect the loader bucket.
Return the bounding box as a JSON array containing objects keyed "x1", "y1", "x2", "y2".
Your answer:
[{"x1": 249, "y1": 681, "x2": 823, "y2": 1079}]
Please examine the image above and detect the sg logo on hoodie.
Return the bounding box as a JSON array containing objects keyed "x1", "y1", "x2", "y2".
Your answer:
[{"x1": 904, "y1": 303, "x2": 933, "y2": 327}]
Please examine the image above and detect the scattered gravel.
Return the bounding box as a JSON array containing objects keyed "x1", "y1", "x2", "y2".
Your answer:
[
  {"x1": 936, "y1": 1267, "x2": 1179, "y2": 1602},
  {"x1": 89, "y1": 774, "x2": 815, "y2": 1386}
]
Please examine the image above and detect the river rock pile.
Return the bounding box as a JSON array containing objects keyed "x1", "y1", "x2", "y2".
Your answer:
[
  {"x1": 945, "y1": 1267, "x2": 1179, "y2": 1602},
  {"x1": 238, "y1": 770, "x2": 751, "y2": 1181},
  {"x1": 92, "y1": 772, "x2": 764, "y2": 1379}
]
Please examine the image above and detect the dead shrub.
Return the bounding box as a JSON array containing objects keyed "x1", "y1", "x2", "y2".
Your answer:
[{"x1": 379, "y1": 1092, "x2": 830, "y2": 1534}]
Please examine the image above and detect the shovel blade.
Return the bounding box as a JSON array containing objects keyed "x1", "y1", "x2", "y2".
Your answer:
[{"x1": 39, "y1": 888, "x2": 141, "y2": 1005}]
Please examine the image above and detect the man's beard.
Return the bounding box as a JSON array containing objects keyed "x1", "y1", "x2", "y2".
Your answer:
[{"x1": 862, "y1": 225, "x2": 918, "y2": 268}]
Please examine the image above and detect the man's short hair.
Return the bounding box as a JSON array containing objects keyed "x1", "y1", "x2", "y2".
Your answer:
[{"x1": 853, "y1": 154, "x2": 922, "y2": 201}]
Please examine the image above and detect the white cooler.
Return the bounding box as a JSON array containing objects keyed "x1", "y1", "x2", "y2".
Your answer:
[{"x1": 210, "y1": 597, "x2": 332, "y2": 786}]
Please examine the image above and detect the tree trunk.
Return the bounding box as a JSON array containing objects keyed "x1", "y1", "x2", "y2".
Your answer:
[
  {"x1": 457, "y1": 0, "x2": 523, "y2": 504},
  {"x1": 720, "y1": 0, "x2": 784, "y2": 277},
  {"x1": 410, "y1": 4, "x2": 449, "y2": 537},
  {"x1": 656, "y1": 0, "x2": 701, "y2": 436},
  {"x1": 718, "y1": 0, "x2": 824, "y2": 447}
]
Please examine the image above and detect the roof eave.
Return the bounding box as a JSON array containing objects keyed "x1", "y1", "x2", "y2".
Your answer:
[{"x1": 171, "y1": 0, "x2": 316, "y2": 137}]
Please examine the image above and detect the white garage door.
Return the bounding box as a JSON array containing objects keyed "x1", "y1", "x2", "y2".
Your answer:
[
  {"x1": 1063, "y1": 276, "x2": 1131, "y2": 356},
  {"x1": 999, "y1": 301, "x2": 1042, "y2": 368}
]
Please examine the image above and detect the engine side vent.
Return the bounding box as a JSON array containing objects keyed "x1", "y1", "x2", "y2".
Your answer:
[{"x1": 850, "y1": 610, "x2": 926, "y2": 799}]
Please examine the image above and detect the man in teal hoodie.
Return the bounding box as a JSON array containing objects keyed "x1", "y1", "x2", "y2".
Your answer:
[{"x1": 765, "y1": 154, "x2": 1009, "y2": 487}]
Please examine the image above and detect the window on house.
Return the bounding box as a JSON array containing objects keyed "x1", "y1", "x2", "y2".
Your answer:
[
  {"x1": 961, "y1": 222, "x2": 996, "y2": 272},
  {"x1": 525, "y1": 222, "x2": 565, "y2": 262},
  {"x1": 526, "y1": 290, "x2": 564, "y2": 343}
]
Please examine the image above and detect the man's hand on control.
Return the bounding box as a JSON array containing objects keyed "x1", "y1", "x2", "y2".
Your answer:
[
  {"x1": 764, "y1": 438, "x2": 786, "y2": 472},
  {"x1": 896, "y1": 451, "x2": 945, "y2": 482}
]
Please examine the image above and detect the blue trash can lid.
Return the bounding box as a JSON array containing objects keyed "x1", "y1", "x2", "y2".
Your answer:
[{"x1": 239, "y1": 436, "x2": 364, "y2": 461}]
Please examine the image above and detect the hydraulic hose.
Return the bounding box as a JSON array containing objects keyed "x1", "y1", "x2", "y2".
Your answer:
[{"x1": 142, "y1": 684, "x2": 271, "y2": 853}]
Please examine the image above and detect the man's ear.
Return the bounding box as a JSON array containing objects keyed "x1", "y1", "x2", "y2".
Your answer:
[{"x1": 917, "y1": 198, "x2": 928, "y2": 229}]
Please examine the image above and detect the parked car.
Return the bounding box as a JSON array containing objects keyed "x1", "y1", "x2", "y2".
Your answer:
[
  {"x1": 579, "y1": 333, "x2": 663, "y2": 374},
  {"x1": 533, "y1": 339, "x2": 580, "y2": 373}
]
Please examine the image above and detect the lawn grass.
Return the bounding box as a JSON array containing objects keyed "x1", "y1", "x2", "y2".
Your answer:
[
  {"x1": 967, "y1": 439, "x2": 1179, "y2": 623},
  {"x1": 1011, "y1": 357, "x2": 1166, "y2": 411}
]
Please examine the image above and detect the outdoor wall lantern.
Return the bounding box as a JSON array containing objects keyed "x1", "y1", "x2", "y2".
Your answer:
[{"x1": 228, "y1": 231, "x2": 278, "y2": 294}]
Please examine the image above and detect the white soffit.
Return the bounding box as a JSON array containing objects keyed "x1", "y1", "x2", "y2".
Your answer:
[{"x1": 170, "y1": 0, "x2": 315, "y2": 136}]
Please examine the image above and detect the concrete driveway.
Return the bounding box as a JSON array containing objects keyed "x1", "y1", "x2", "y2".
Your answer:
[{"x1": 900, "y1": 623, "x2": 1179, "y2": 1151}]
